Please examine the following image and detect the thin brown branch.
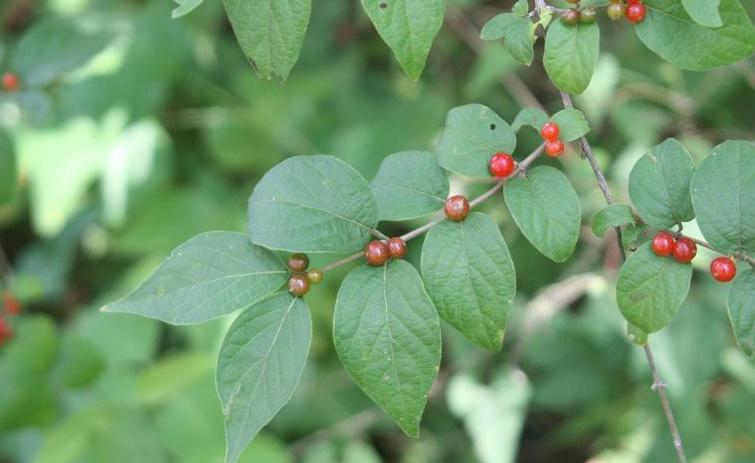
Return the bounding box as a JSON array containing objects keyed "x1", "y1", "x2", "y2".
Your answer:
[{"x1": 680, "y1": 234, "x2": 755, "y2": 267}]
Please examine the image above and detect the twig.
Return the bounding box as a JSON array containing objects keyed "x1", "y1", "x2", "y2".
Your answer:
[
  {"x1": 372, "y1": 229, "x2": 390, "y2": 240},
  {"x1": 679, "y1": 234, "x2": 755, "y2": 267}
]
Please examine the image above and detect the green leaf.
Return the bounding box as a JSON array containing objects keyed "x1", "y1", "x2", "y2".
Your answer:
[
  {"x1": 360, "y1": 0, "x2": 446, "y2": 80},
  {"x1": 626, "y1": 323, "x2": 649, "y2": 345},
  {"x1": 248, "y1": 155, "x2": 379, "y2": 254},
  {"x1": 550, "y1": 108, "x2": 589, "y2": 142},
  {"x1": 504, "y1": 166, "x2": 581, "y2": 262},
  {"x1": 172, "y1": 0, "x2": 205, "y2": 19},
  {"x1": 616, "y1": 243, "x2": 693, "y2": 333},
  {"x1": 436, "y1": 104, "x2": 517, "y2": 177},
  {"x1": 333, "y1": 260, "x2": 441, "y2": 436},
  {"x1": 682, "y1": 0, "x2": 722, "y2": 28},
  {"x1": 543, "y1": 20, "x2": 600, "y2": 94},
  {"x1": 511, "y1": 0, "x2": 529, "y2": 16},
  {"x1": 102, "y1": 232, "x2": 288, "y2": 324},
  {"x1": 421, "y1": 213, "x2": 516, "y2": 350},
  {"x1": 690, "y1": 140, "x2": 755, "y2": 254},
  {"x1": 511, "y1": 108, "x2": 549, "y2": 133},
  {"x1": 636, "y1": 0, "x2": 755, "y2": 71},
  {"x1": 370, "y1": 151, "x2": 449, "y2": 221},
  {"x1": 628, "y1": 138, "x2": 696, "y2": 229},
  {"x1": 728, "y1": 268, "x2": 755, "y2": 357},
  {"x1": 480, "y1": 13, "x2": 534, "y2": 65},
  {"x1": 592, "y1": 204, "x2": 636, "y2": 238},
  {"x1": 223, "y1": 0, "x2": 311, "y2": 82},
  {"x1": 621, "y1": 223, "x2": 646, "y2": 251},
  {"x1": 0, "y1": 130, "x2": 16, "y2": 205},
  {"x1": 10, "y1": 18, "x2": 111, "y2": 86},
  {"x1": 217, "y1": 293, "x2": 312, "y2": 463}
]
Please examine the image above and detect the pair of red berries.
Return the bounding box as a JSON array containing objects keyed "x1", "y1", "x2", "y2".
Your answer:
[
  {"x1": 365, "y1": 237, "x2": 407, "y2": 266},
  {"x1": 2, "y1": 72, "x2": 20, "y2": 92},
  {"x1": 287, "y1": 253, "x2": 323, "y2": 296},
  {"x1": 651, "y1": 232, "x2": 737, "y2": 282},
  {"x1": 540, "y1": 122, "x2": 565, "y2": 158}
]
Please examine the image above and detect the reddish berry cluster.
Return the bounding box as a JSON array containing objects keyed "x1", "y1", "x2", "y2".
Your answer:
[
  {"x1": 365, "y1": 237, "x2": 407, "y2": 266},
  {"x1": 489, "y1": 152, "x2": 516, "y2": 178},
  {"x1": 651, "y1": 232, "x2": 737, "y2": 282},
  {"x1": 540, "y1": 122, "x2": 565, "y2": 158},
  {"x1": 2, "y1": 72, "x2": 20, "y2": 92},
  {"x1": 0, "y1": 290, "x2": 22, "y2": 348},
  {"x1": 286, "y1": 253, "x2": 323, "y2": 296},
  {"x1": 561, "y1": 6, "x2": 597, "y2": 25}
]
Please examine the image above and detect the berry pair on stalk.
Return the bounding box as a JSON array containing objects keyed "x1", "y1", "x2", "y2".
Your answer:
[
  {"x1": 540, "y1": 122, "x2": 565, "y2": 158},
  {"x1": 287, "y1": 253, "x2": 323, "y2": 297},
  {"x1": 365, "y1": 237, "x2": 407, "y2": 266},
  {"x1": 608, "y1": 0, "x2": 647, "y2": 23},
  {"x1": 651, "y1": 232, "x2": 737, "y2": 282},
  {"x1": 561, "y1": 6, "x2": 597, "y2": 26}
]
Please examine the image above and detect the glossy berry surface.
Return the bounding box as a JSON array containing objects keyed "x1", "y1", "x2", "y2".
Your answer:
[
  {"x1": 545, "y1": 140, "x2": 565, "y2": 158},
  {"x1": 307, "y1": 269, "x2": 323, "y2": 285},
  {"x1": 365, "y1": 240, "x2": 390, "y2": 266},
  {"x1": 489, "y1": 152, "x2": 516, "y2": 178},
  {"x1": 288, "y1": 273, "x2": 310, "y2": 296},
  {"x1": 579, "y1": 7, "x2": 597, "y2": 24},
  {"x1": 710, "y1": 257, "x2": 737, "y2": 282},
  {"x1": 387, "y1": 237, "x2": 407, "y2": 259},
  {"x1": 651, "y1": 232, "x2": 676, "y2": 257},
  {"x1": 287, "y1": 253, "x2": 309, "y2": 272},
  {"x1": 561, "y1": 9, "x2": 579, "y2": 26},
  {"x1": 0, "y1": 318, "x2": 12, "y2": 346},
  {"x1": 540, "y1": 122, "x2": 560, "y2": 141},
  {"x1": 2, "y1": 72, "x2": 19, "y2": 92},
  {"x1": 444, "y1": 195, "x2": 470, "y2": 222},
  {"x1": 626, "y1": 2, "x2": 646, "y2": 23},
  {"x1": 607, "y1": 3, "x2": 626, "y2": 20},
  {"x1": 672, "y1": 237, "x2": 697, "y2": 263}
]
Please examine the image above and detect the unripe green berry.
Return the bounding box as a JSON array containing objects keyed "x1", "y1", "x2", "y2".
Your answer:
[
  {"x1": 607, "y1": 3, "x2": 626, "y2": 20},
  {"x1": 561, "y1": 9, "x2": 579, "y2": 26},
  {"x1": 579, "y1": 7, "x2": 597, "y2": 24}
]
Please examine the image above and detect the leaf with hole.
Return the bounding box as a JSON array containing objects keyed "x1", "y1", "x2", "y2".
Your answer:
[
  {"x1": 504, "y1": 166, "x2": 581, "y2": 262},
  {"x1": 421, "y1": 213, "x2": 516, "y2": 350},
  {"x1": 248, "y1": 155, "x2": 379, "y2": 254},
  {"x1": 616, "y1": 242, "x2": 693, "y2": 333},
  {"x1": 333, "y1": 260, "x2": 441, "y2": 437},
  {"x1": 102, "y1": 232, "x2": 289, "y2": 324},
  {"x1": 690, "y1": 140, "x2": 755, "y2": 254},
  {"x1": 217, "y1": 292, "x2": 312, "y2": 463},
  {"x1": 436, "y1": 104, "x2": 517, "y2": 177},
  {"x1": 370, "y1": 151, "x2": 449, "y2": 221},
  {"x1": 628, "y1": 138, "x2": 696, "y2": 229}
]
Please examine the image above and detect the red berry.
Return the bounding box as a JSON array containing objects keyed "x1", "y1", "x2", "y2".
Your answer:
[
  {"x1": 364, "y1": 240, "x2": 389, "y2": 266},
  {"x1": 0, "y1": 318, "x2": 12, "y2": 347},
  {"x1": 626, "y1": 2, "x2": 646, "y2": 23},
  {"x1": 288, "y1": 273, "x2": 310, "y2": 296},
  {"x1": 386, "y1": 237, "x2": 407, "y2": 259},
  {"x1": 489, "y1": 152, "x2": 516, "y2": 178},
  {"x1": 287, "y1": 253, "x2": 309, "y2": 272},
  {"x1": 444, "y1": 195, "x2": 470, "y2": 222},
  {"x1": 545, "y1": 140, "x2": 565, "y2": 158},
  {"x1": 710, "y1": 257, "x2": 737, "y2": 283},
  {"x1": 651, "y1": 232, "x2": 676, "y2": 257},
  {"x1": 672, "y1": 237, "x2": 697, "y2": 263},
  {"x1": 2, "y1": 72, "x2": 19, "y2": 92},
  {"x1": 540, "y1": 122, "x2": 560, "y2": 141}
]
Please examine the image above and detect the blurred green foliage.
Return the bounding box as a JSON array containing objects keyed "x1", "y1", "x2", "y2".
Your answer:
[{"x1": 1, "y1": 0, "x2": 754, "y2": 462}]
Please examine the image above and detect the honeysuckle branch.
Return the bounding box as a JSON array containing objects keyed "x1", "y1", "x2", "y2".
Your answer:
[
  {"x1": 559, "y1": 90, "x2": 689, "y2": 463},
  {"x1": 320, "y1": 143, "x2": 546, "y2": 273}
]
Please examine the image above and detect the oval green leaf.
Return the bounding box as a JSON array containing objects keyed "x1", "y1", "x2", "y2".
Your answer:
[
  {"x1": 361, "y1": 0, "x2": 446, "y2": 80},
  {"x1": 636, "y1": 0, "x2": 755, "y2": 71},
  {"x1": 690, "y1": 140, "x2": 755, "y2": 254},
  {"x1": 504, "y1": 166, "x2": 581, "y2": 262},
  {"x1": 728, "y1": 268, "x2": 755, "y2": 358},
  {"x1": 616, "y1": 242, "x2": 693, "y2": 333},
  {"x1": 543, "y1": 20, "x2": 600, "y2": 94},
  {"x1": 370, "y1": 151, "x2": 449, "y2": 221},
  {"x1": 682, "y1": 0, "x2": 722, "y2": 28},
  {"x1": 628, "y1": 138, "x2": 695, "y2": 229},
  {"x1": 550, "y1": 108, "x2": 589, "y2": 142},
  {"x1": 248, "y1": 155, "x2": 379, "y2": 254},
  {"x1": 511, "y1": 108, "x2": 549, "y2": 133},
  {"x1": 436, "y1": 104, "x2": 517, "y2": 177},
  {"x1": 217, "y1": 292, "x2": 312, "y2": 463},
  {"x1": 592, "y1": 203, "x2": 636, "y2": 238},
  {"x1": 102, "y1": 232, "x2": 288, "y2": 324},
  {"x1": 333, "y1": 260, "x2": 441, "y2": 437},
  {"x1": 421, "y1": 213, "x2": 516, "y2": 350},
  {"x1": 223, "y1": 0, "x2": 311, "y2": 82}
]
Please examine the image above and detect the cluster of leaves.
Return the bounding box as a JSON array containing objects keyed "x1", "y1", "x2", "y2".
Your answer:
[{"x1": 105, "y1": 102, "x2": 591, "y2": 461}]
